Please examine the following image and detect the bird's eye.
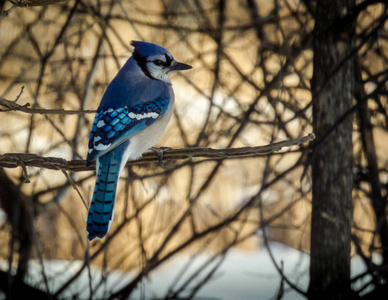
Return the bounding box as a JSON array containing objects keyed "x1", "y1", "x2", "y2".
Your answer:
[{"x1": 153, "y1": 60, "x2": 163, "y2": 66}]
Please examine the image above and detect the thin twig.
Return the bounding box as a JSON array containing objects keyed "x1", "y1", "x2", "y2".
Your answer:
[
  {"x1": 0, "y1": 96, "x2": 97, "y2": 114},
  {"x1": 60, "y1": 170, "x2": 88, "y2": 210},
  {"x1": 9, "y1": 0, "x2": 68, "y2": 7},
  {"x1": 0, "y1": 5, "x2": 16, "y2": 20}
]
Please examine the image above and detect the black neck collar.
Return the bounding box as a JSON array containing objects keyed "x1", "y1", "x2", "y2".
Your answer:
[{"x1": 132, "y1": 52, "x2": 155, "y2": 80}]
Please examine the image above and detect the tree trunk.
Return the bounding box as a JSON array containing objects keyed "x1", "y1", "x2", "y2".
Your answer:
[{"x1": 309, "y1": 0, "x2": 356, "y2": 299}]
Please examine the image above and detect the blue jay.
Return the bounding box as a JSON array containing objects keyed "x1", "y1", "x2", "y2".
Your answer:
[{"x1": 86, "y1": 41, "x2": 192, "y2": 241}]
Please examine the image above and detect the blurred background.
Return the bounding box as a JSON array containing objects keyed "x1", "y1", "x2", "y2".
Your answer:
[{"x1": 0, "y1": 0, "x2": 387, "y2": 299}]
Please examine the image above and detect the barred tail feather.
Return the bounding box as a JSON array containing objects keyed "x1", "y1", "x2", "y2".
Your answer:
[{"x1": 87, "y1": 141, "x2": 130, "y2": 241}]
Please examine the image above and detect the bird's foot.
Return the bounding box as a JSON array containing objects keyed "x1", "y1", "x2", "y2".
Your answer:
[{"x1": 151, "y1": 147, "x2": 172, "y2": 169}]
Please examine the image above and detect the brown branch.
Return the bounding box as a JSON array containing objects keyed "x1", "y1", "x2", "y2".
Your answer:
[
  {"x1": 0, "y1": 133, "x2": 315, "y2": 172},
  {"x1": 0, "y1": 96, "x2": 97, "y2": 115},
  {"x1": 0, "y1": 5, "x2": 16, "y2": 20},
  {"x1": 9, "y1": 0, "x2": 68, "y2": 7}
]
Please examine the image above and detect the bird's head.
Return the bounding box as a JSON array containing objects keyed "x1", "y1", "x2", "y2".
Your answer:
[{"x1": 131, "y1": 41, "x2": 192, "y2": 84}]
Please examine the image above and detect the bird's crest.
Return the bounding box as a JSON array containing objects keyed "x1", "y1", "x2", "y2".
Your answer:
[{"x1": 130, "y1": 41, "x2": 171, "y2": 58}]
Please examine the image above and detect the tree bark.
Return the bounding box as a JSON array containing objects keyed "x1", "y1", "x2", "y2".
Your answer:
[{"x1": 309, "y1": 0, "x2": 356, "y2": 299}]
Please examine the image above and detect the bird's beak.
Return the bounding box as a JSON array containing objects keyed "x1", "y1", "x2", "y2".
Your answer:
[{"x1": 170, "y1": 60, "x2": 192, "y2": 71}]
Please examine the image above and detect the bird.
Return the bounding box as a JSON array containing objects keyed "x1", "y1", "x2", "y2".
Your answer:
[{"x1": 85, "y1": 41, "x2": 192, "y2": 241}]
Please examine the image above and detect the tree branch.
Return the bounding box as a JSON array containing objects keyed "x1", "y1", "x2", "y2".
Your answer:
[
  {"x1": 0, "y1": 133, "x2": 315, "y2": 172},
  {"x1": 0, "y1": 95, "x2": 97, "y2": 115},
  {"x1": 9, "y1": 0, "x2": 68, "y2": 7},
  {"x1": 0, "y1": 5, "x2": 16, "y2": 20}
]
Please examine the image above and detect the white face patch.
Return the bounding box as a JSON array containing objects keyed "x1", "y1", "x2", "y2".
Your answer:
[
  {"x1": 96, "y1": 120, "x2": 105, "y2": 128},
  {"x1": 146, "y1": 62, "x2": 171, "y2": 84},
  {"x1": 145, "y1": 53, "x2": 173, "y2": 84},
  {"x1": 128, "y1": 112, "x2": 159, "y2": 120},
  {"x1": 95, "y1": 143, "x2": 111, "y2": 151}
]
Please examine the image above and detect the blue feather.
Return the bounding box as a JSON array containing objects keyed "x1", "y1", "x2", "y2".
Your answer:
[
  {"x1": 86, "y1": 140, "x2": 130, "y2": 241},
  {"x1": 86, "y1": 98, "x2": 170, "y2": 166}
]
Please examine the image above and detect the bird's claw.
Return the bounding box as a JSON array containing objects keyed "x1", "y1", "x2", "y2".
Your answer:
[{"x1": 151, "y1": 147, "x2": 172, "y2": 169}]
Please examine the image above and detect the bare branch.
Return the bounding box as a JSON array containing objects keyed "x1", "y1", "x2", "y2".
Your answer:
[
  {"x1": 0, "y1": 133, "x2": 315, "y2": 172},
  {"x1": 0, "y1": 96, "x2": 97, "y2": 115},
  {"x1": 0, "y1": 5, "x2": 16, "y2": 20},
  {"x1": 9, "y1": 0, "x2": 68, "y2": 7}
]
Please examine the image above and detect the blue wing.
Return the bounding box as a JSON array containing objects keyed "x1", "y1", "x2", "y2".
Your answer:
[{"x1": 86, "y1": 97, "x2": 170, "y2": 166}]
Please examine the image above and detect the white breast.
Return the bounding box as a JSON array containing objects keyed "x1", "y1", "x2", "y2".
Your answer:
[{"x1": 118, "y1": 87, "x2": 175, "y2": 174}]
